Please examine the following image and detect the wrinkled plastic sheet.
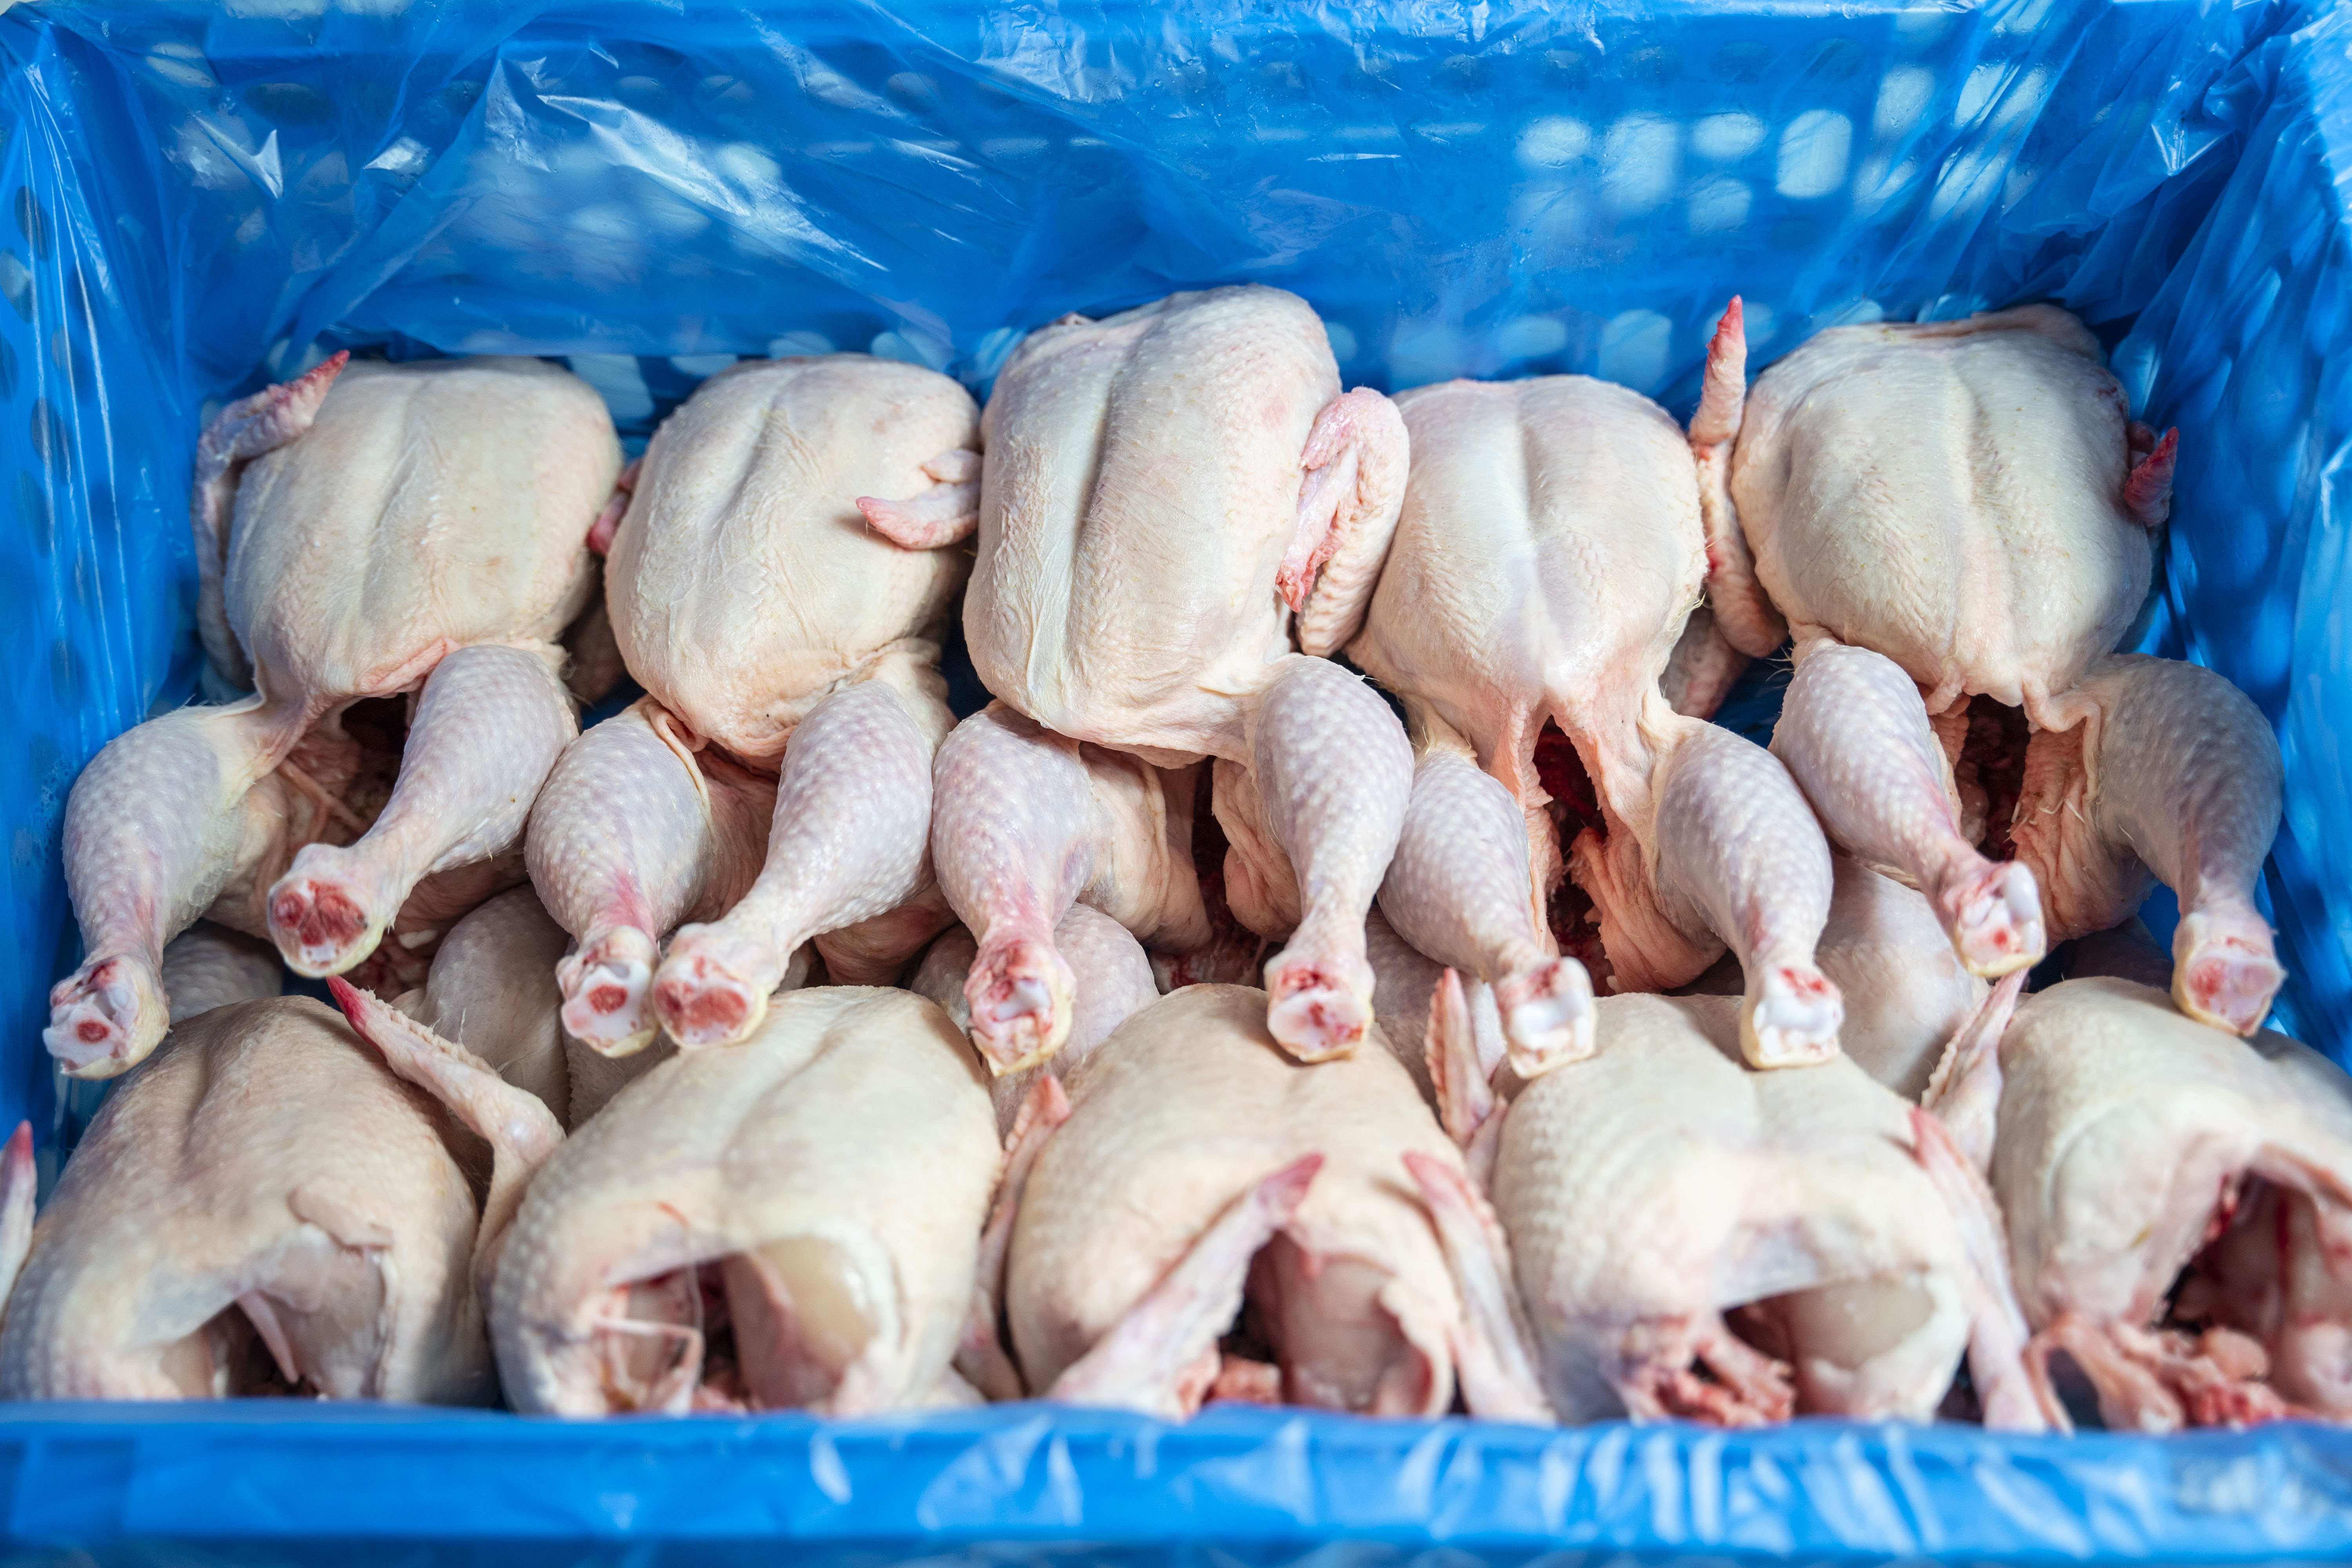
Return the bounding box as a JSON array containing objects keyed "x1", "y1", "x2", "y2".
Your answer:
[
  {"x1": 0, "y1": 1401, "x2": 2348, "y2": 1566},
  {"x1": 5, "y1": 0, "x2": 2352, "y2": 1559}
]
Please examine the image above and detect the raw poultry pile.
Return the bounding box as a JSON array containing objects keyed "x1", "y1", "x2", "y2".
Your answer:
[{"x1": 7, "y1": 284, "x2": 2338, "y2": 1435}]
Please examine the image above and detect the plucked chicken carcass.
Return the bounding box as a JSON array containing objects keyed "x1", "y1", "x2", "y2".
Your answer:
[
  {"x1": 1351, "y1": 372, "x2": 1844, "y2": 1071},
  {"x1": 47, "y1": 354, "x2": 616, "y2": 1078},
  {"x1": 0, "y1": 988, "x2": 554, "y2": 1401},
  {"x1": 913, "y1": 286, "x2": 1415, "y2": 1070},
  {"x1": 481, "y1": 986, "x2": 998, "y2": 1414},
  {"x1": 528, "y1": 355, "x2": 976, "y2": 1054},
  {"x1": 1450, "y1": 982, "x2": 2049, "y2": 1427},
  {"x1": 1002, "y1": 984, "x2": 1548, "y2": 1420},
  {"x1": 1698, "y1": 303, "x2": 2285, "y2": 1034},
  {"x1": 1933, "y1": 976, "x2": 2352, "y2": 1430}
]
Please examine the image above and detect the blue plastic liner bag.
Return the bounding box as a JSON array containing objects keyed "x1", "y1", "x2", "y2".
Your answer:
[{"x1": 4, "y1": 0, "x2": 2352, "y2": 1561}]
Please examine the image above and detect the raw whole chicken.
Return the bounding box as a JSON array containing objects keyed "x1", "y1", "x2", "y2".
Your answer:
[
  {"x1": 529, "y1": 355, "x2": 976, "y2": 1054},
  {"x1": 48, "y1": 354, "x2": 615, "y2": 1078},
  {"x1": 917, "y1": 286, "x2": 1416, "y2": 1070},
  {"x1": 1699, "y1": 303, "x2": 2285, "y2": 1034},
  {"x1": 1351, "y1": 372, "x2": 1843, "y2": 1071},
  {"x1": 911, "y1": 904, "x2": 1160, "y2": 1136},
  {"x1": 1456, "y1": 984, "x2": 2049, "y2": 1427},
  {"x1": 0, "y1": 992, "x2": 546, "y2": 1401},
  {"x1": 1004, "y1": 984, "x2": 1548, "y2": 1420},
  {"x1": 1935, "y1": 976, "x2": 2352, "y2": 1430},
  {"x1": 483, "y1": 986, "x2": 998, "y2": 1415}
]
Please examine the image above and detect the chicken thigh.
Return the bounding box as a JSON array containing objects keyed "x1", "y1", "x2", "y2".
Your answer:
[
  {"x1": 528, "y1": 356, "x2": 975, "y2": 1055},
  {"x1": 1702, "y1": 303, "x2": 2283, "y2": 1033},
  {"x1": 1004, "y1": 984, "x2": 1546, "y2": 1420},
  {"x1": 1938, "y1": 977, "x2": 2352, "y2": 1430},
  {"x1": 1352, "y1": 373, "x2": 1842, "y2": 1070},
  {"x1": 487, "y1": 987, "x2": 998, "y2": 1415},
  {"x1": 0, "y1": 995, "x2": 534, "y2": 1401},
  {"x1": 49, "y1": 355, "x2": 614, "y2": 1078},
  {"x1": 1465, "y1": 989, "x2": 2047, "y2": 1427},
  {"x1": 931, "y1": 286, "x2": 1413, "y2": 1067}
]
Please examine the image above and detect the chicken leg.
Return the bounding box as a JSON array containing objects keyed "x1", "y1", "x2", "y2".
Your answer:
[
  {"x1": 1376, "y1": 737, "x2": 1594, "y2": 1075},
  {"x1": 45, "y1": 697, "x2": 303, "y2": 1077},
  {"x1": 930, "y1": 703, "x2": 1209, "y2": 1074},
  {"x1": 268, "y1": 643, "x2": 576, "y2": 978},
  {"x1": 1243, "y1": 654, "x2": 1414, "y2": 1063},
  {"x1": 653, "y1": 674, "x2": 949, "y2": 1048},
  {"x1": 2011, "y1": 654, "x2": 2285, "y2": 1034},
  {"x1": 526, "y1": 698, "x2": 775, "y2": 1055},
  {"x1": 1772, "y1": 639, "x2": 2046, "y2": 978}
]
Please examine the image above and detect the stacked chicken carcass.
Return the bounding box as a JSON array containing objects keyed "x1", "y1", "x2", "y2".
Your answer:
[{"x1": 8, "y1": 287, "x2": 2342, "y2": 1436}]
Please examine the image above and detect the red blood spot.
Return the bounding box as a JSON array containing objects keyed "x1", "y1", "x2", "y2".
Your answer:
[
  {"x1": 283, "y1": 885, "x2": 367, "y2": 951},
  {"x1": 662, "y1": 981, "x2": 747, "y2": 1038},
  {"x1": 76, "y1": 1020, "x2": 109, "y2": 1045},
  {"x1": 1783, "y1": 968, "x2": 1831, "y2": 998},
  {"x1": 588, "y1": 985, "x2": 628, "y2": 1013}
]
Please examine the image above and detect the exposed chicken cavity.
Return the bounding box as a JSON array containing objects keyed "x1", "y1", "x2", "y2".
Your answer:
[
  {"x1": 1229, "y1": 1243, "x2": 1430, "y2": 1414},
  {"x1": 1486, "y1": 991, "x2": 2037, "y2": 1427},
  {"x1": 585, "y1": 1236, "x2": 882, "y2": 1414},
  {"x1": 1931, "y1": 696, "x2": 2033, "y2": 861},
  {"x1": 1533, "y1": 720, "x2": 1608, "y2": 981}
]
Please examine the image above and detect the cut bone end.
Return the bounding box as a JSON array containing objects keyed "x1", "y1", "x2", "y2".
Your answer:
[
  {"x1": 1495, "y1": 956, "x2": 1597, "y2": 1079},
  {"x1": 2174, "y1": 915, "x2": 2285, "y2": 1036},
  {"x1": 44, "y1": 954, "x2": 165, "y2": 1079},
  {"x1": 1263, "y1": 949, "x2": 1374, "y2": 1062},
  {"x1": 267, "y1": 869, "x2": 389, "y2": 978},
  {"x1": 1940, "y1": 858, "x2": 2047, "y2": 978},
  {"x1": 965, "y1": 933, "x2": 1075, "y2": 1076},
  {"x1": 558, "y1": 926, "x2": 661, "y2": 1056},
  {"x1": 1742, "y1": 964, "x2": 1845, "y2": 1069},
  {"x1": 650, "y1": 950, "x2": 768, "y2": 1048}
]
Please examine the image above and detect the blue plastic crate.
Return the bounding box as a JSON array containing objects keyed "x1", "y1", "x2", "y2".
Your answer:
[{"x1": 4, "y1": 0, "x2": 2352, "y2": 1559}]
